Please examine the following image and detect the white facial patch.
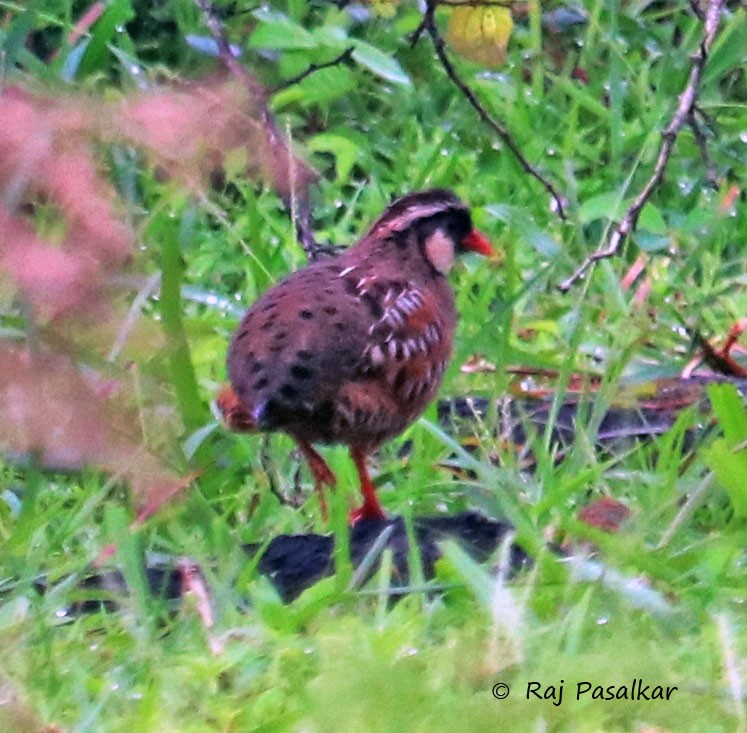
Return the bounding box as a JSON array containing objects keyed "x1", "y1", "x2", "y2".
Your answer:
[{"x1": 424, "y1": 228, "x2": 455, "y2": 274}]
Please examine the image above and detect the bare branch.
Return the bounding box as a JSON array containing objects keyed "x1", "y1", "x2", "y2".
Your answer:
[
  {"x1": 274, "y1": 47, "x2": 355, "y2": 91},
  {"x1": 66, "y1": 2, "x2": 106, "y2": 49},
  {"x1": 293, "y1": 196, "x2": 344, "y2": 258},
  {"x1": 559, "y1": 0, "x2": 724, "y2": 292},
  {"x1": 413, "y1": 0, "x2": 567, "y2": 220},
  {"x1": 193, "y1": 0, "x2": 332, "y2": 260}
]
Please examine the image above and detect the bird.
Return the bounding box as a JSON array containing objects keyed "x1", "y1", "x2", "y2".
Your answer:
[{"x1": 218, "y1": 189, "x2": 492, "y2": 522}]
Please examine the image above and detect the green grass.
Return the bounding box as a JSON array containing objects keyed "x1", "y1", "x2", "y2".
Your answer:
[{"x1": 1, "y1": 0, "x2": 746, "y2": 731}]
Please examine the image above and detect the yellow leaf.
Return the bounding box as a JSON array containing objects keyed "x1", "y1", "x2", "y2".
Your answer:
[
  {"x1": 447, "y1": 5, "x2": 514, "y2": 67},
  {"x1": 370, "y1": 0, "x2": 398, "y2": 18}
]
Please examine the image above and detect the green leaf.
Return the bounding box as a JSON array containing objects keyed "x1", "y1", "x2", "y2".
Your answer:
[
  {"x1": 682, "y1": 207, "x2": 713, "y2": 234},
  {"x1": 706, "y1": 439, "x2": 747, "y2": 518},
  {"x1": 485, "y1": 204, "x2": 560, "y2": 257},
  {"x1": 706, "y1": 383, "x2": 747, "y2": 518},
  {"x1": 1, "y1": 2, "x2": 37, "y2": 71},
  {"x1": 484, "y1": 203, "x2": 511, "y2": 223},
  {"x1": 110, "y1": 45, "x2": 146, "y2": 86},
  {"x1": 249, "y1": 9, "x2": 317, "y2": 50},
  {"x1": 103, "y1": 505, "x2": 153, "y2": 629},
  {"x1": 638, "y1": 203, "x2": 667, "y2": 235},
  {"x1": 273, "y1": 66, "x2": 357, "y2": 108},
  {"x1": 308, "y1": 133, "x2": 361, "y2": 182},
  {"x1": 578, "y1": 191, "x2": 626, "y2": 223},
  {"x1": 77, "y1": 0, "x2": 135, "y2": 78},
  {"x1": 440, "y1": 540, "x2": 493, "y2": 610},
  {"x1": 634, "y1": 231, "x2": 670, "y2": 252},
  {"x1": 60, "y1": 39, "x2": 90, "y2": 82},
  {"x1": 182, "y1": 422, "x2": 220, "y2": 461},
  {"x1": 248, "y1": 576, "x2": 295, "y2": 631},
  {"x1": 704, "y1": 8, "x2": 746, "y2": 86},
  {"x1": 522, "y1": 226, "x2": 561, "y2": 258},
  {"x1": 707, "y1": 383, "x2": 747, "y2": 445},
  {"x1": 312, "y1": 25, "x2": 350, "y2": 47},
  {"x1": 352, "y1": 40, "x2": 411, "y2": 86}
]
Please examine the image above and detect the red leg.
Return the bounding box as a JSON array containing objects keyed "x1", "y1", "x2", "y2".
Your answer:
[
  {"x1": 349, "y1": 447, "x2": 386, "y2": 523},
  {"x1": 296, "y1": 440, "x2": 336, "y2": 519}
]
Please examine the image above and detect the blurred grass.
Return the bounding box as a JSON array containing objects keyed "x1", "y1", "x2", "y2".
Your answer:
[{"x1": 0, "y1": 0, "x2": 746, "y2": 731}]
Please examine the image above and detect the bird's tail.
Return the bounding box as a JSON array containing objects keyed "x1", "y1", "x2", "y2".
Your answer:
[{"x1": 215, "y1": 385, "x2": 256, "y2": 432}]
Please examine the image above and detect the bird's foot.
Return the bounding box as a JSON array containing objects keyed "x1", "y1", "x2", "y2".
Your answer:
[
  {"x1": 308, "y1": 457, "x2": 337, "y2": 489},
  {"x1": 349, "y1": 447, "x2": 387, "y2": 524},
  {"x1": 349, "y1": 499, "x2": 387, "y2": 525},
  {"x1": 295, "y1": 440, "x2": 337, "y2": 520}
]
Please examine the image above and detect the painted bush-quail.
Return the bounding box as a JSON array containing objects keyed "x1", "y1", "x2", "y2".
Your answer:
[{"x1": 218, "y1": 189, "x2": 492, "y2": 521}]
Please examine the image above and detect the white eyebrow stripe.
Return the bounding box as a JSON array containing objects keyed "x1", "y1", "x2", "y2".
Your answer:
[{"x1": 374, "y1": 202, "x2": 465, "y2": 235}]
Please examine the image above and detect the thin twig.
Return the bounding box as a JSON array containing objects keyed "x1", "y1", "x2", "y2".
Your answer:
[
  {"x1": 65, "y1": 2, "x2": 106, "y2": 49},
  {"x1": 274, "y1": 47, "x2": 355, "y2": 91},
  {"x1": 687, "y1": 110, "x2": 719, "y2": 187},
  {"x1": 413, "y1": 0, "x2": 567, "y2": 219},
  {"x1": 656, "y1": 472, "x2": 714, "y2": 549},
  {"x1": 559, "y1": 0, "x2": 724, "y2": 292},
  {"x1": 108, "y1": 272, "x2": 161, "y2": 363},
  {"x1": 193, "y1": 0, "x2": 262, "y2": 93},
  {"x1": 193, "y1": 0, "x2": 328, "y2": 260},
  {"x1": 293, "y1": 195, "x2": 343, "y2": 258},
  {"x1": 260, "y1": 435, "x2": 293, "y2": 509}
]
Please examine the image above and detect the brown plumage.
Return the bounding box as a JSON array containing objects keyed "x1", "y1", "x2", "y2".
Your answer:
[{"x1": 218, "y1": 189, "x2": 492, "y2": 521}]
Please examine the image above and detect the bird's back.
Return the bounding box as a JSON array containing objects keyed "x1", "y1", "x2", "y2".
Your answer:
[{"x1": 227, "y1": 242, "x2": 456, "y2": 450}]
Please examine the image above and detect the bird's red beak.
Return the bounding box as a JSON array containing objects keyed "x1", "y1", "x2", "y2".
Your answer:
[{"x1": 461, "y1": 229, "x2": 493, "y2": 256}]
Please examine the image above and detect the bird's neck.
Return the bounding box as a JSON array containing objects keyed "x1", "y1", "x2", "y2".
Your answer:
[{"x1": 350, "y1": 232, "x2": 441, "y2": 280}]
